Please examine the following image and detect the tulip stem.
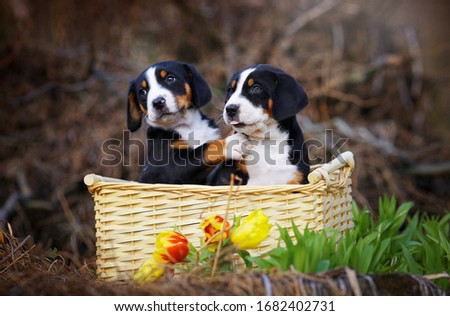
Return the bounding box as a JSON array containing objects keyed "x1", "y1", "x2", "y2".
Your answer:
[
  {"x1": 195, "y1": 230, "x2": 227, "y2": 266},
  {"x1": 211, "y1": 174, "x2": 237, "y2": 279}
]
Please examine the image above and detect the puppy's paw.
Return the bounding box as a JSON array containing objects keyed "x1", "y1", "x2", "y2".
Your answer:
[{"x1": 225, "y1": 133, "x2": 249, "y2": 160}]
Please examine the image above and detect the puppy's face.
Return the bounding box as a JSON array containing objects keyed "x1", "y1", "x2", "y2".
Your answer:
[
  {"x1": 139, "y1": 65, "x2": 191, "y2": 126},
  {"x1": 223, "y1": 64, "x2": 308, "y2": 136},
  {"x1": 223, "y1": 67, "x2": 276, "y2": 135},
  {"x1": 127, "y1": 61, "x2": 211, "y2": 131}
]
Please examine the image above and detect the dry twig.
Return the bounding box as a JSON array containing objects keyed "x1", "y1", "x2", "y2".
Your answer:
[{"x1": 277, "y1": 0, "x2": 341, "y2": 51}]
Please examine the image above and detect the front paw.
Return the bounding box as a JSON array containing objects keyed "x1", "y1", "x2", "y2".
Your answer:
[{"x1": 225, "y1": 133, "x2": 249, "y2": 160}]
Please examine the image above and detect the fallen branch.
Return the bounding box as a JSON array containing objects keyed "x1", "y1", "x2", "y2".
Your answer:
[
  {"x1": 0, "y1": 235, "x2": 31, "y2": 266},
  {"x1": 332, "y1": 117, "x2": 411, "y2": 160},
  {"x1": 0, "y1": 171, "x2": 33, "y2": 223},
  {"x1": 278, "y1": 0, "x2": 341, "y2": 51},
  {"x1": 298, "y1": 116, "x2": 412, "y2": 162},
  {"x1": 0, "y1": 243, "x2": 35, "y2": 274},
  {"x1": 7, "y1": 70, "x2": 105, "y2": 106},
  {"x1": 0, "y1": 193, "x2": 20, "y2": 223},
  {"x1": 404, "y1": 25, "x2": 423, "y2": 98},
  {"x1": 404, "y1": 162, "x2": 450, "y2": 176}
]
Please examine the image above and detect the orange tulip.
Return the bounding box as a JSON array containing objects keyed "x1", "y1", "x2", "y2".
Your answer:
[
  {"x1": 153, "y1": 231, "x2": 189, "y2": 264},
  {"x1": 200, "y1": 214, "x2": 231, "y2": 249}
]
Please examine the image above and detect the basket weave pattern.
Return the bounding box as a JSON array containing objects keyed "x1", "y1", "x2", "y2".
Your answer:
[{"x1": 85, "y1": 152, "x2": 355, "y2": 281}]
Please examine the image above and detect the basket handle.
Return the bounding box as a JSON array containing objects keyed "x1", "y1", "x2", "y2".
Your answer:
[
  {"x1": 307, "y1": 151, "x2": 355, "y2": 185},
  {"x1": 84, "y1": 173, "x2": 135, "y2": 187}
]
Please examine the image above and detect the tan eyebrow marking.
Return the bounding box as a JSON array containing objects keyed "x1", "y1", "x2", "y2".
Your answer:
[
  {"x1": 231, "y1": 80, "x2": 236, "y2": 89},
  {"x1": 248, "y1": 78, "x2": 254, "y2": 87},
  {"x1": 176, "y1": 83, "x2": 193, "y2": 111},
  {"x1": 160, "y1": 70, "x2": 167, "y2": 78},
  {"x1": 139, "y1": 103, "x2": 147, "y2": 114},
  {"x1": 263, "y1": 98, "x2": 273, "y2": 118},
  {"x1": 267, "y1": 98, "x2": 273, "y2": 116},
  {"x1": 141, "y1": 80, "x2": 147, "y2": 89}
]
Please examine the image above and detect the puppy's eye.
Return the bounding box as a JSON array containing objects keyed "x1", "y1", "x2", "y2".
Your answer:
[
  {"x1": 138, "y1": 89, "x2": 147, "y2": 97},
  {"x1": 249, "y1": 84, "x2": 263, "y2": 94},
  {"x1": 166, "y1": 75, "x2": 176, "y2": 84}
]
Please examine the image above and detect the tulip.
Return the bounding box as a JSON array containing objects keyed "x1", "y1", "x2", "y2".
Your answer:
[
  {"x1": 200, "y1": 214, "x2": 231, "y2": 251},
  {"x1": 231, "y1": 209, "x2": 272, "y2": 250},
  {"x1": 153, "y1": 231, "x2": 189, "y2": 264},
  {"x1": 133, "y1": 258, "x2": 165, "y2": 283}
]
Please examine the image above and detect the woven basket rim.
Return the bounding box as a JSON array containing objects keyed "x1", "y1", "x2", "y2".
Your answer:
[{"x1": 85, "y1": 151, "x2": 355, "y2": 193}]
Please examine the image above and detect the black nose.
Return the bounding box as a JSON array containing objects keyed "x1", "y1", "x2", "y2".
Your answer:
[
  {"x1": 152, "y1": 96, "x2": 166, "y2": 110},
  {"x1": 226, "y1": 104, "x2": 239, "y2": 116}
]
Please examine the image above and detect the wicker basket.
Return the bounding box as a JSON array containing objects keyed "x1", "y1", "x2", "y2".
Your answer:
[{"x1": 85, "y1": 151, "x2": 355, "y2": 281}]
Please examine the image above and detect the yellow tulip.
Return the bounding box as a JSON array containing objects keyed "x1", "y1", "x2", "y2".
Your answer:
[
  {"x1": 231, "y1": 209, "x2": 272, "y2": 250},
  {"x1": 133, "y1": 258, "x2": 165, "y2": 283}
]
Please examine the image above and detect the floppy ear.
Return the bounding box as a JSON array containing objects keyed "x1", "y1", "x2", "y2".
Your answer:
[
  {"x1": 272, "y1": 74, "x2": 308, "y2": 121},
  {"x1": 183, "y1": 63, "x2": 212, "y2": 108},
  {"x1": 127, "y1": 80, "x2": 143, "y2": 132}
]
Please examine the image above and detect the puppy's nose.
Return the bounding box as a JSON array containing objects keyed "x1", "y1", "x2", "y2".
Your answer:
[
  {"x1": 152, "y1": 96, "x2": 166, "y2": 110},
  {"x1": 225, "y1": 104, "x2": 239, "y2": 117}
]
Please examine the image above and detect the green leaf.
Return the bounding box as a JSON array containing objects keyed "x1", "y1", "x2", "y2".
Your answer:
[
  {"x1": 401, "y1": 244, "x2": 420, "y2": 275},
  {"x1": 360, "y1": 245, "x2": 375, "y2": 273},
  {"x1": 277, "y1": 224, "x2": 294, "y2": 250},
  {"x1": 292, "y1": 241, "x2": 309, "y2": 272},
  {"x1": 237, "y1": 250, "x2": 254, "y2": 270},
  {"x1": 266, "y1": 247, "x2": 290, "y2": 270},
  {"x1": 335, "y1": 237, "x2": 355, "y2": 267},
  {"x1": 371, "y1": 238, "x2": 391, "y2": 272},
  {"x1": 247, "y1": 257, "x2": 274, "y2": 269},
  {"x1": 46, "y1": 247, "x2": 58, "y2": 260},
  {"x1": 198, "y1": 247, "x2": 213, "y2": 263},
  {"x1": 316, "y1": 259, "x2": 331, "y2": 272},
  {"x1": 437, "y1": 229, "x2": 450, "y2": 253},
  {"x1": 291, "y1": 220, "x2": 303, "y2": 242}
]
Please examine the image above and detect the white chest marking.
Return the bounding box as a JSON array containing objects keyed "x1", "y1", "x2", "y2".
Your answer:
[
  {"x1": 245, "y1": 128, "x2": 298, "y2": 185},
  {"x1": 175, "y1": 110, "x2": 220, "y2": 148}
]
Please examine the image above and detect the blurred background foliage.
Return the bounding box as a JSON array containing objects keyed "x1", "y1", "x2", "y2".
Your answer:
[{"x1": 0, "y1": 0, "x2": 449, "y2": 260}]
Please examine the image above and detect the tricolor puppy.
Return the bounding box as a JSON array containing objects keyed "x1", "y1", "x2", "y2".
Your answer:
[
  {"x1": 222, "y1": 64, "x2": 310, "y2": 185},
  {"x1": 127, "y1": 61, "x2": 244, "y2": 184}
]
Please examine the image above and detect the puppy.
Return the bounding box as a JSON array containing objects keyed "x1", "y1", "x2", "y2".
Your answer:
[
  {"x1": 127, "y1": 60, "x2": 244, "y2": 184},
  {"x1": 221, "y1": 64, "x2": 310, "y2": 185}
]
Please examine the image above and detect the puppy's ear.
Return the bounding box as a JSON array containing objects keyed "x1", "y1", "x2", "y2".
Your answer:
[
  {"x1": 272, "y1": 74, "x2": 308, "y2": 121},
  {"x1": 183, "y1": 63, "x2": 212, "y2": 108},
  {"x1": 127, "y1": 80, "x2": 143, "y2": 132}
]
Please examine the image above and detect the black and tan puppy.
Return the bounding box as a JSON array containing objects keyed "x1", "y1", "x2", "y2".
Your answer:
[
  {"x1": 220, "y1": 64, "x2": 310, "y2": 185},
  {"x1": 127, "y1": 61, "x2": 244, "y2": 184}
]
